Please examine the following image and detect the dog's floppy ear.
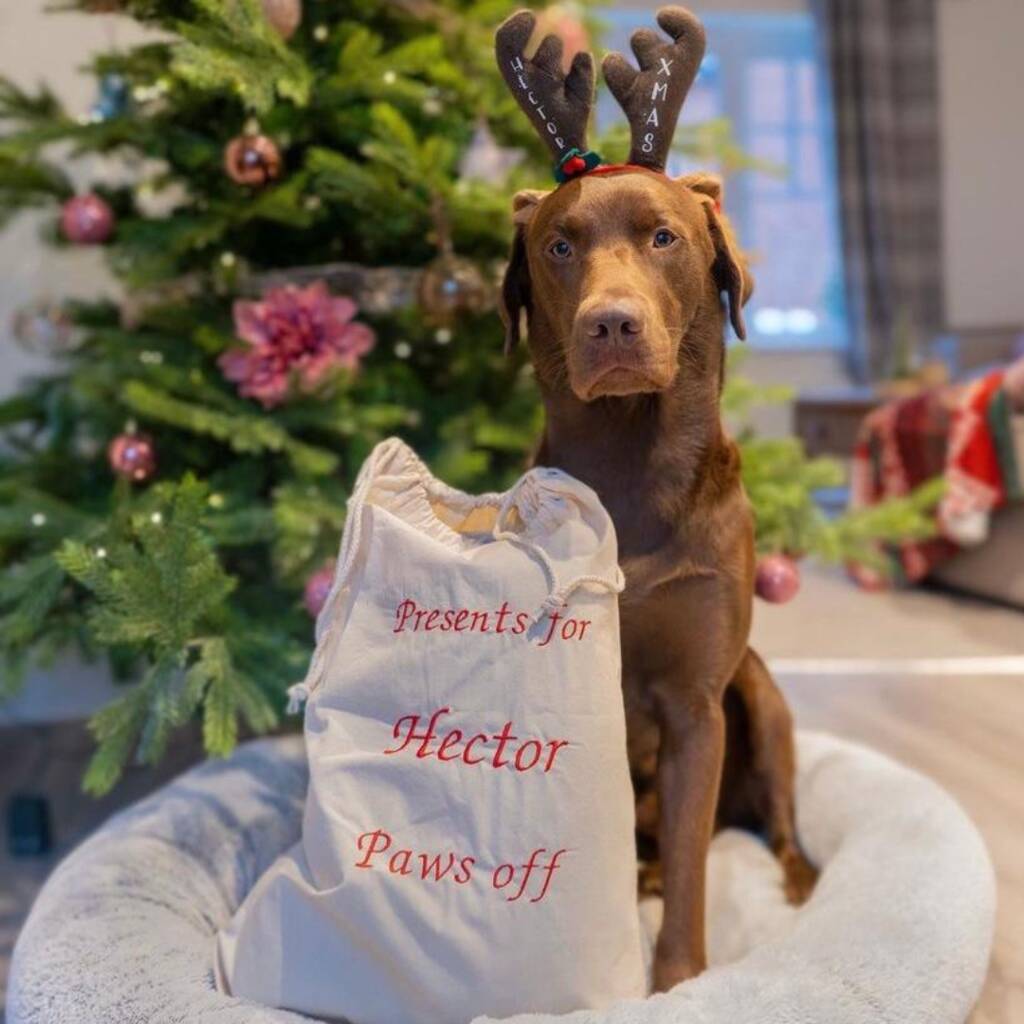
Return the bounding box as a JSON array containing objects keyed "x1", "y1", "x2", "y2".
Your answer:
[
  {"x1": 511, "y1": 189, "x2": 547, "y2": 226},
  {"x1": 500, "y1": 228, "x2": 530, "y2": 355},
  {"x1": 500, "y1": 190, "x2": 547, "y2": 354},
  {"x1": 678, "y1": 172, "x2": 752, "y2": 340}
]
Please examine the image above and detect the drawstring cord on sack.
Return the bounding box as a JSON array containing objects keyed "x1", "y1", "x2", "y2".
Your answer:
[
  {"x1": 492, "y1": 479, "x2": 625, "y2": 623},
  {"x1": 285, "y1": 439, "x2": 406, "y2": 714},
  {"x1": 285, "y1": 682, "x2": 310, "y2": 716}
]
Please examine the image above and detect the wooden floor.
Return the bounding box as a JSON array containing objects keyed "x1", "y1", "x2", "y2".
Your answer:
[
  {"x1": 2, "y1": 673, "x2": 1021, "y2": 1021},
  {"x1": 780, "y1": 670, "x2": 1024, "y2": 1024}
]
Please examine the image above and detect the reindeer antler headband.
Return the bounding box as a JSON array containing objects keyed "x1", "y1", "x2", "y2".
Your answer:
[{"x1": 495, "y1": 6, "x2": 706, "y2": 182}]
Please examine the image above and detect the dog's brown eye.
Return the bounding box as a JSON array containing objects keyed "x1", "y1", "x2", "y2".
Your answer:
[
  {"x1": 548, "y1": 239, "x2": 572, "y2": 259},
  {"x1": 653, "y1": 229, "x2": 677, "y2": 249}
]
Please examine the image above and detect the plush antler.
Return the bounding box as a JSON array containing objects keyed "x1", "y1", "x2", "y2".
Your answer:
[
  {"x1": 495, "y1": 10, "x2": 598, "y2": 179},
  {"x1": 602, "y1": 6, "x2": 706, "y2": 173}
]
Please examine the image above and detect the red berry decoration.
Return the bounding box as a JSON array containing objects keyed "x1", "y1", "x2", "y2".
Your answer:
[
  {"x1": 755, "y1": 553, "x2": 801, "y2": 604},
  {"x1": 107, "y1": 432, "x2": 157, "y2": 483},
  {"x1": 224, "y1": 134, "x2": 282, "y2": 187},
  {"x1": 564, "y1": 155, "x2": 586, "y2": 175},
  {"x1": 303, "y1": 560, "x2": 336, "y2": 618},
  {"x1": 60, "y1": 194, "x2": 115, "y2": 245}
]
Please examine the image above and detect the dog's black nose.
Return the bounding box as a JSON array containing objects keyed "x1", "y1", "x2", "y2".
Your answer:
[{"x1": 581, "y1": 302, "x2": 645, "y2": 344}]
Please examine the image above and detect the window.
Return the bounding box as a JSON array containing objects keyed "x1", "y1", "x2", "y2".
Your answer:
[{"x1": 598, "y1": 9, "x2": 848, "y2": 350}]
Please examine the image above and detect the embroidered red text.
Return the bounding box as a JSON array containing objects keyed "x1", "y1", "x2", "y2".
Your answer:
[{"x1": 383, "y1": 706, "x2": 570, "y2": 773}]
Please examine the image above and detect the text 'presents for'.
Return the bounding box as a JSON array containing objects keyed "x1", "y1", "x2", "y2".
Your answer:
[{"x1": 392, "y1": 597, "x2": 594, "y2": 645}]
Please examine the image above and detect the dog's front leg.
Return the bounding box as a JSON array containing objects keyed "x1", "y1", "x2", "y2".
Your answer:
[{"x1": 651, "y1": 684, "x2": 726, "y2": 991}]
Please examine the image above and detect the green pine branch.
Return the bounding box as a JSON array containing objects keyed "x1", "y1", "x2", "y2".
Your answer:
[
  {"x1": 0, "y1": 484, "x2": 99, "y2": 545},
  {"x1": 196, "y1": 636, "x2": 279, "y2": 757},
  {"x1": 171, "y1": 0, "x2": 313, "y2": 112},
  {"x1": 0, "y1": 75, "x2": 64, "y2": 125},
  {"x1": 816, "y1": 478, "x2": 947, "y2": 569},
  {"x1": 82, "y1": 664, "x2": 163, "y2": 796},
  {"x1": 738, "y1": 434, "x2": 944, "y2": 567},
  {"x1": 0, "y1": 554, "x2": 66, "y2": 657},
  {"x1": 271, "y1": 479, "x2": 348, "y2": 584},
  {"x1": 119, "y1": 381, "x2": 339, "y2": 476},
  {"x1": 55, "y1": 474, "x2": 235, "y2": 653},
  {"x1": 50, "y1": 474, "x2": 282, "y2": 793},
  {"x1": 0, "y1": 155, "x2": 74, "y2": 228}
]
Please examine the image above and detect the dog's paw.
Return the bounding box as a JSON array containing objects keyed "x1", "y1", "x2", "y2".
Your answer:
[
  {"x1": 652, "y1": 952, "x2": 705, "y2": 993},
  {"x1": 780, "y1": 847, "x2": 818, "y2": 906}
]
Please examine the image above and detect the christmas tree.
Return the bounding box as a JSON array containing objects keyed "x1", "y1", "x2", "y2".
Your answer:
[{"x1": 0, "y1": 0, "x2": 938, "y2": 794}]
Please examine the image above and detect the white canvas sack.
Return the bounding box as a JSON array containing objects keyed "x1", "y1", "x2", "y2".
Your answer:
[{"x1": 216, "y1": 437, "x2": 645, "y2": 1024}]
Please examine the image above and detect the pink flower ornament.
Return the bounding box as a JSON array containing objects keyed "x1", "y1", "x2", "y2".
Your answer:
[{"x1": 219, "y1": 282, "x2": 375, "y2": 408}]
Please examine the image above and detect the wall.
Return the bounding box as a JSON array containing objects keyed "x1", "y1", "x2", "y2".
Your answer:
[
  {"x1": 938, "y1": 0, "x2": 1024, "y2": 334},
  {"x1": 0, "y1": 3, "x2": 152, "y2": 400},
  {"x1": 0, "y1": 6, "x2": 152, "y2": 722}
]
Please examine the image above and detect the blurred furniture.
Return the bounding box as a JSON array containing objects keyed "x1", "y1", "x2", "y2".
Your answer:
[
  {"x1": 794, "y1": 387, "x2": 881, "y2": 458},
  {"x1": 930, "y1": 414, "x2": 1024, "y2": 608},
  {"x1": 837, "y1": 369, "x2": 1024, "y2": 603},
  {"x1": 930, "y1": 502, "x2": 1024, "y2": 607},
  {"x1": 0, "y1": 720, "x2": 207, "y2": 1004},
  {"x1": 8, "y1": 733, "x2": 995, "y2": 1024}
]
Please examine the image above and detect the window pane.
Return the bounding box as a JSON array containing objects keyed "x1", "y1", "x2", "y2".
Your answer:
[
  {"x1": 797, "y1": 131, "x2": 824, "y2": 191},
  {"x1": 747, "y1": 59, "x2": 788, "y2": 127},
  {"x1": 749, "y1": 134, "x2": 790, "y2": 195},
  {"x1": 795, "y1": 59, "x2": 819, "y2": 125},
  {"x1": 598, "y1": 8, "x2": 849, "y2": 350}
]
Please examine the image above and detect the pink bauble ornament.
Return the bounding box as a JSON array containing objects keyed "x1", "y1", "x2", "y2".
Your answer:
[
  {"x1": 303, "y1": 560, "x2": 336, "y2": 617},
  {"x1": 60, "y1": 194, "x2": 115, "y2": 244},
  {"x1": 755, "y1": 553, "x2": 801, "y2": 604},
  {"x1": 262, "y1": 0, "x2": 302, "y2": 39},
  {"x1": 107, "y1": 432, "x2": 156, "y2": 482}
]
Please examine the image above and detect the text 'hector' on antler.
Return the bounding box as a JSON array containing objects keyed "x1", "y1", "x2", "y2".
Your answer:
[
  {"x1": 495, "y1": 10, "x2": 595, "y2": 165},
  {"x1": 509, "y1": 55, "x2": 567, "y2": 152}
]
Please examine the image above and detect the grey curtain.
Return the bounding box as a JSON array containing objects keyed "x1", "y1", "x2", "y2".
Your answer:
[{"x1": 813, "y1": 0, "x2": 944, "y2": 382}]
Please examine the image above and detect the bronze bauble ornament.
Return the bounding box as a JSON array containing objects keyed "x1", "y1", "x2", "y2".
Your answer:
[
  {"x1": 417, "y1": 254, "x2": 491, "y2": 325},
  {"x1": 224, "y1": 134, "x2": 282, "y2": 187}
]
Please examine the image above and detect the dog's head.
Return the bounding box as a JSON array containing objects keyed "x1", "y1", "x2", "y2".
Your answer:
[
  {"x1": 501, "y1": 171, "x2": 750, "y2": 400},
  {"x1": 495, "y1": 6, "x2": 752, "y2": 401}
]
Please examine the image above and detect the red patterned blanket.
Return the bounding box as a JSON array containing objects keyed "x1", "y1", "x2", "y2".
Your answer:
[{"x1": 850, "y1": 370, "x2": 1023, "y2": 585}]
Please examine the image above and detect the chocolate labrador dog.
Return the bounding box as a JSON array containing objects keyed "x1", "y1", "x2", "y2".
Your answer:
[{"x1": 495, "y1": 7, "x2": 816, "y2": 992}]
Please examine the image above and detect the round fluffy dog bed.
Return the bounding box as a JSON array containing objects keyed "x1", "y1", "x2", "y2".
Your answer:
[{"x1": 8, "y1": 732, "x2": 995, "y2": 1024}]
